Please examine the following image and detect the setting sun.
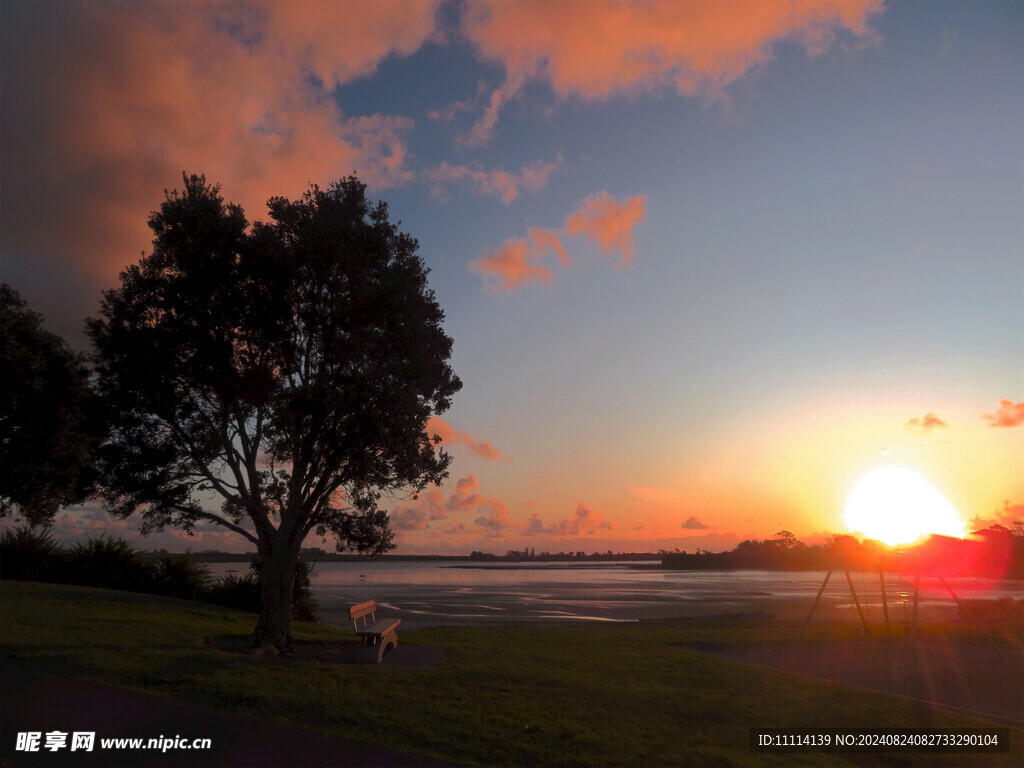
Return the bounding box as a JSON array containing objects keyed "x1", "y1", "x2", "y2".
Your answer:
[{"x1": 844, "y1": 467, "x2": 967, "y2": 547}]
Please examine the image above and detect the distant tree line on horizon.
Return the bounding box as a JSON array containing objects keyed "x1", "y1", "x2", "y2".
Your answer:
[
  {"x1": 660, "y1": 528, "x2": 1024, "y2": 580},
  {"x1": 471, "y1": 549, "x2": 662, "y2": 562}
]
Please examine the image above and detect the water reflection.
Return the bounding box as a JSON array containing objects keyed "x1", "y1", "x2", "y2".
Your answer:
[{"x1": 206, "y1": 561, "x2": 1023, "y2": 630}]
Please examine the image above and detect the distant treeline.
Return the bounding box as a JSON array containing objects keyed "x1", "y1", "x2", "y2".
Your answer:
[
  {"x1": 661, "y1": 528, "x2": 1024, "y2": 580},
  {"x1": 471, "y1": 550, "x2": 662, "y2": 562},
  {"x1": 184, "y1": 548, "x2": 664, "y2": 563}
]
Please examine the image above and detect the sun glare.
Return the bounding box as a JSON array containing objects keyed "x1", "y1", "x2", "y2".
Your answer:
[{"x1": 844, "y1": 466, "x2": 966, "y2": 547}]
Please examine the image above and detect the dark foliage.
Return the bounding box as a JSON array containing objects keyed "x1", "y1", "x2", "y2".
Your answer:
[
  {"x1": 151, "y1": 552, "x2": 212, "y2": 601},
  {"x1": 204, "y1": 570, "x2": 262, "y2": 614},
  {"x1": 0, "y1": 529, "x2": 315, "y2": 617},
  {"x1": 0, "y1": 526, "x2": 62, "y2": 581},
  {"x1": 61, "y1": 535, "x2": 157, "y2": 592},
  {"x1": 87, "y1": 174, "x2": 458, "y2": 647},
  {"x1": 662, "y1": 527, "x2": 1024, "y2": 580},
  {"x1": 0, "y1": 285, "x2": 104, "y2": 525}
]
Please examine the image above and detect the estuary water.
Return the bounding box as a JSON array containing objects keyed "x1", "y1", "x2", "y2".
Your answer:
[{"x1": 207, "y1": 560, "x2": 1024, "y2": 630}]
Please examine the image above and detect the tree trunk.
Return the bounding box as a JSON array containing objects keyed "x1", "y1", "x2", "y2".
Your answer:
[{"x1": 250, "y1": 544, "x2": 296, "y2": 653}]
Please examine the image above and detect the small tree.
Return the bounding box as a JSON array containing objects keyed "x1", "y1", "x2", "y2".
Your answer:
[
  {"x1": 1, "y1": 284, "x2": 102, "y2": 524},
  {"x1": 88, "y1": 175, "x2": 461, "y2": 650}
]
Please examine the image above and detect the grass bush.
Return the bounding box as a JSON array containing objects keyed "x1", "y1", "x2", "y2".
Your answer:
[
  {"x1": 205, "y1": 569, "x2": 261, "y2": 613},
  {"x1": 151, "y1": 551, "x2": 212, "y2": 601},
  {"x1": 0, "y1": 525, "x2": 62, "y2": 582},
  {"x1": 0, "y1": 526, "x2": 317, "y2": 621},
  {"x1": 62, "y1": 535, "x2": 157, "y2": 592}
]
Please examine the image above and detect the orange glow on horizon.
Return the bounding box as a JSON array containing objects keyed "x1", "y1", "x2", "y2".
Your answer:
[{"x1": 844, "y1": 466, "x2": 966, "y2": 546}]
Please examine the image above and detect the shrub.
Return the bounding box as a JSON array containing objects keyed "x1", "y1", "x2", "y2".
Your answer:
[
  {"x1": 62, "y1": 535, "x2": 155, "y2": 592},
  {"x1": 151, "y1": 551, "x2": 212, "y2": 601},
  {"x1": 204, "y1": 569, "x2": 261, "y2": 613},
  {"x1": 0, "y1": 525, "x2": 63, "y2": 581}
]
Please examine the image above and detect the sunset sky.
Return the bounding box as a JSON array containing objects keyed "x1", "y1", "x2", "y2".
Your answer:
[{"x1": 2, "y1": 1, "x2": 1021, "y2": 555}]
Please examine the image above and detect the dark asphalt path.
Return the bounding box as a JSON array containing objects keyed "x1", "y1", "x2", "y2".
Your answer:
[{"x1": 1, "y1": 664, "x2": 454, "y2": 768}]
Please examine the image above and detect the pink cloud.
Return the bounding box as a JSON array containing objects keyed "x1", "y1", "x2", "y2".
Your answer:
[
  {"x1": 557, "y1": 503, "x2": 615, "y2": 536},
  {"x1": 390, "y1": 506, "x2": 432, "y2": 531},
  {"x1": 470, "y1": 191, "x2": 644, "y2": 292},
  {"x1": 981, "y1": 399, "x2": 1024, "y2": 428},
  {"x1": 681, "y1": 516, "x2": 710, "y2": 530},
  {"x1": 474, "y1": 500, "x2": 516, "y2": 536},
  {"x1": 565, "y1": 192, "x2": 647, "y2": 266},
  {"x1": 390, "y1": 474, "x2": 513, "y2": 540},
  {"x1": 2, "y1": 2, "x2": 438, "y2": 287},
  {"x1": 447, "y1": 475, "x2": 487, "y2": 511},
  {"x1": 522, "y1": 513, "x2": 556, "y2": 536},
  {"x1": 462, "y1": 0, "x2": 883, "y2": 142},
  {"x1": 390, "y1": 487, "x2": 449, "y2": 531},
  {"x1": 427, "y1": 416, "x2": 507, "y2": 461},
  {"x1": 967, "y1": 501, "x2": 1024, "y2": 533},
  {"x1": 904, "y1": 412, "x2": 949, "y2": 434},
  {"x1": 423, "y1": 158, "x2": 560, "y2": 204},
  {"x1": 468, "y1": 229, "x2": 564, "y2": 293}
]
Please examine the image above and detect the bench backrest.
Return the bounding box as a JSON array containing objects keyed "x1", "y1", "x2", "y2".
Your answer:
[{"x1": 350, "y1": 600, "x2": 377, "y2": 629}]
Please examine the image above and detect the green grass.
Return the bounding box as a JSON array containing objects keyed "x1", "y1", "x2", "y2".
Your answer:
[{"x1": 2, "y1": 581, "x2": 1019, "y2": 767}]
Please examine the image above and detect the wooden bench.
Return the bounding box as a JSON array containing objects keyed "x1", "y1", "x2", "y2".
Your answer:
[{"x1": 349, "y1": 601, "x2": 400, "y2": 664}]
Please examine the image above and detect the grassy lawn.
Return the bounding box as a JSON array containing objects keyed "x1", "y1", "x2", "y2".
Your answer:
[{"x1": 2, "y1": 581, "x2": 1019, "y2": 767}]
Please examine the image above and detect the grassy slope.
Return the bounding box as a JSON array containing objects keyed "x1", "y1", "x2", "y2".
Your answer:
[{"x1": 1, "y1": 581, "x2": 1019, "y2": 767}]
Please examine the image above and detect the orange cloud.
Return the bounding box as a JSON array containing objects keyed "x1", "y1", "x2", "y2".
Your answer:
[
  {"x1": 447, "y1": 475, "x2": 487, "y2": 511},
  {"x1": 468, "y1": 229, "x2": 565, "y2": 293},
  {"x1": 557, "y1": 503, "x2": 615, "y2": 536},
  {"x1": 523, "y1": 513, "x2": 556, "y2": 536},
  {"x1": 462, "y1": 0, "x2": 882, "y2": 142},
  {"x1": 967, "y1": 502, "x2": 1024, "y2": 534},
  {"x1": 681, "y1": 516, "x2": 710, "y2": 530},
  {"x1": 981, "y1": 399, "x2": 1024, "y2": 428},
  {"x1": 390, "y1": 506, "x2": 432, "y2": 531},
  {"x1": 392, "y1": 474, "x2": 520, "y2": 537},
  {"x1": 565, "y1": 192, "x2": 646, "y2": 266},
  {"x1": 2, "y1": 2, "x2": 438, "y2": 286},
  {"x1": 904, "y1": 412, "x2": 949, "y2": 434},
  {"x1": 391, "y1": 487, "x2": 448, "y2": 530},
  {"x1": 422, "y1": 158, "x2": 560, "y2": 204},
  {"x1": 473, "y1": 500, "x2": 516, "y2": 536},
  {"x1": 427, "y1": 416, "x2": 507, "y2": 461},
  {"x1": 470, "y1": 192, "x2": 644, "y2": 292}
]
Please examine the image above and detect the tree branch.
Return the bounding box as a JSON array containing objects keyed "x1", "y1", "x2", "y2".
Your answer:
[{"x1": 187, "y1": 508, "x2": 260, "y2": 547}]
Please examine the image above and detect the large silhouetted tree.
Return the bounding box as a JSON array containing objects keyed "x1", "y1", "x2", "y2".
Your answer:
[
  {"x1": 1, "y1": 284, "x2": 102, "y2": 524},
  {"x1": 88, "y1": 175, "x2": 461, "y2": 651}
]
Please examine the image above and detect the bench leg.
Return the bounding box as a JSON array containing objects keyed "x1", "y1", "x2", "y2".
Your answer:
[
  {"x1": 357, "y1": 631, "x2": 399, "y2": 664},
  {"x1": 376, "y1": 630, "x2": 398, "y2": 663}
]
